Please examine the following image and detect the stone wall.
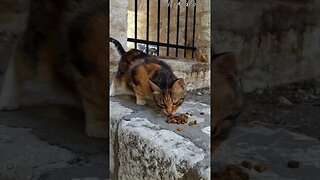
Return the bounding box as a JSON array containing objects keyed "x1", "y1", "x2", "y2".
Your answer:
[
  {"x1": 213, "y1": 0, "x2": 320, "y2": 92},
  {"x1": 110, "y1": 0, "x2": 129, "y2": 66},
  {"x1": 127, "y1": 0, "x2": 210, "y2": 62},
  {"x1": 0, "y1": 0, "x2": 29, "y2": 71}
]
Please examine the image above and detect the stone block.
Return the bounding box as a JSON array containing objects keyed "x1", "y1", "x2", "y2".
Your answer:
[{"x1": 110, "y1": 96, "x2": 210, "y2": 179}]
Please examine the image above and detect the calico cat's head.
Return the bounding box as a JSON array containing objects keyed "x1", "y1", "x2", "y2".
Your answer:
[{"x1": 149, "y1": 79, "x2": 186, "y2": 116}]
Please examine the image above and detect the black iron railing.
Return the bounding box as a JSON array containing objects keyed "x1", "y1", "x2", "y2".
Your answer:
[{"x1": 128, "y1": 0, "x2": 197, "y2": 58}]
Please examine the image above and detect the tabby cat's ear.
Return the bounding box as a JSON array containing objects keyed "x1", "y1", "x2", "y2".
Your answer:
[
  {"x1": 149, "y1": 80, "x2": 161, "y2": 95},
  {"x1": 172, "y1": 78, "x2": 185, "y2": 90}
]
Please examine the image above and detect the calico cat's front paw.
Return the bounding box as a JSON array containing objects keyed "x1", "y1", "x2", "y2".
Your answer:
[
  {"x1": 85, "y1": 121, "x2": 108, "y2": 138},
  {"x1": 136, "y1": 99, "x2": 146, "y2": 105}
]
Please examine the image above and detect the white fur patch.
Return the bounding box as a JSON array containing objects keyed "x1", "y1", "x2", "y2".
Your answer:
[
  {"x1": 136, "y1": 99, "x2": 146, "y2": 105},
  {"x1": 109, "y1": 80, "x2": 134, "y2": 97}
]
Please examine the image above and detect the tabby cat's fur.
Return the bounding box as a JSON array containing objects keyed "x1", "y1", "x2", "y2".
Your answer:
[{"x1": 109, "y1": 38, "x2": 186, "y2": 116}]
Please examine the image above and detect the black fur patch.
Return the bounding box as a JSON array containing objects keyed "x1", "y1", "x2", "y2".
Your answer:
[
  {"x1": 145, "y1": 58, "x2": 177, "y2": 90},
  {"x1": 109, "y1": 37, "x2": 125, "y2": 55}
]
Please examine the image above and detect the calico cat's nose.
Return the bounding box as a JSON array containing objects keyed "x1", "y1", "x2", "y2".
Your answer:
[{"x1": 166, "y1": 107, "x2": 174, "y2": 116}]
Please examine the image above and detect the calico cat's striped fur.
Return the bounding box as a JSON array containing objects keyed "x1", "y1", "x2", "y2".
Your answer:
[{"x1": 110, "y1": 38, "x2": 186, "y2": 116}]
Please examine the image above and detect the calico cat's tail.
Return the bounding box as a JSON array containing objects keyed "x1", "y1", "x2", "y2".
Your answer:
[{"x1": 109, "y1": 37, "x2": 126, "y2": 55}]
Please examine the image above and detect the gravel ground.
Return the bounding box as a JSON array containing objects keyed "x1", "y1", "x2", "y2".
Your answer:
[
  {"x1": 186, "y1": 88, "x2": 211, "y2": 105},
  {"x1": 187, "y1": 78, "x2": 320, "y2": 140},
  {"x1": 238, "y1": 78, "x2": 320, "y2": 139}
]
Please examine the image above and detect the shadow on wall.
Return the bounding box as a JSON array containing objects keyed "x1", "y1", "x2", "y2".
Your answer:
[{"x1": 213, "y1": 0, "x2": 320, "y2": 92}]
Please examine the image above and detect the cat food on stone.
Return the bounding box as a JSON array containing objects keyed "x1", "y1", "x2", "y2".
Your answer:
[
  {"x1": 176, "y1": 128, "x2": 183, "y2": 131},
  {"x1": 213, "y1": 164, "x2": 249, "y2": 180},
  {"x1": 254, "y1": 164, "x2": 267, "y2": 173},
  {"x1": 188, "y1": 120, "x2": 197, "y2": 126},
  {"x1": 241, "y1": 160, "x2": 252, "y2": 169},
  {"x1": 287, "y1": 160, "x2": 300, "y2": 168},
  {"x1": 166, "y1": 113, "x2": 188, "y2": 124}
]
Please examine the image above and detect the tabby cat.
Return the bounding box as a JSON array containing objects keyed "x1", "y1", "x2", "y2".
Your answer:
[{"x1": 109, "y1": 38, "x2": 186, "y2": 116}]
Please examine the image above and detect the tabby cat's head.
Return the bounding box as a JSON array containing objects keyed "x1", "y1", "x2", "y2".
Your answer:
[{"x1": 149, "y1": 79, "x2": 186, "y2": 116}]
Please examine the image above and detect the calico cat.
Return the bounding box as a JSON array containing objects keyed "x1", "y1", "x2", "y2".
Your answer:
[
  {"x1": 109, "y1": 37, "x2": 186, "y2": 116},
  {"x1": 212, "y1": 52, "x2": 243, "y2": 154},
  {"x1": 0, "y1": 0, "x2": 108, "y2": 138}
]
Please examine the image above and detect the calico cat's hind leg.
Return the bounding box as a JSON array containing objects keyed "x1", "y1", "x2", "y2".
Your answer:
[
  {"x1": 75, "y1": 71, "x2": 108, "y2": 138},
  {"x1": 110, "y1": 75, "x2": 134, "y2": 97},
  {"x1": 0, "y1": 48, "x2": 25, "y2": 111},
  {"x1": 132, "y1": 84, "x2": 146, "y2": 105}
]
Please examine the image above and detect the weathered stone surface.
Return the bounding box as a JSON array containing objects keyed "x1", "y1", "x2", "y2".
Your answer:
[
  {"x1": 213, "y1": 126, "x2": 320, "y2": 179},
  {"x1": 110, "y1": 0, "x2": 128, "y2": 64},
  {"x1": 213, "y1": 0, "x2": 320, "y2": 92},
  {"x1": 110, "y1": 96, "x2": 210, "y2": 179},
  {"x1": 118, "y1": 118, "x2": 205, "y2": 179},
  {"x1": 109, "y1": 101, "x2": 134, "y2": 176},
  {"x1": 0, "y1": 81, "x2": 109, "y2": 179},
  {"x1": 0, "y1": 126, "x2": 75, "y2": 180}
]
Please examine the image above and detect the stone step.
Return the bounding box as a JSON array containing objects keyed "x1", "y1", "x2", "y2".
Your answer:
[{"x1": 110, "y1": 96, "x2": 210, "y2": 179}]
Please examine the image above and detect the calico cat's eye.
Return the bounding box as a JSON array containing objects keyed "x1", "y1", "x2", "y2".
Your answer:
[{"x1": 173, "y1": 98, "x2": 184, "y2": 106}]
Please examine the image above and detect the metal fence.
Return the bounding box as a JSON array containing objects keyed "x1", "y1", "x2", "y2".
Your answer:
[{"x1": 127, "y1": 0, "x2": 197, "y2": 58}]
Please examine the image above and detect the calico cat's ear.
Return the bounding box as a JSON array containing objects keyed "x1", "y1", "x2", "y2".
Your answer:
[
  {"x1": 149, "y1": 80, "x2": 161, "y2": 95},
  {"x1": 172, "y1": 78, "x2": 185, "y2": 90}
]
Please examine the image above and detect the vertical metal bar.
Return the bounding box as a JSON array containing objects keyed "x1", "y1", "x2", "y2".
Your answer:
[
  {"x1": 146, "y1": 0, "x2": 149, "y2": 54},
  {"x1": 166, "y1": 0, "x2": 171, "y2": 56},
  {"x1": 134, "y1": 0, "x2": 138, "y2": 49},
  {"x1": 192, "y1": 0, "x2": 196, "y2": 58},
  {"x1": 157, "y1": 0, "x2": 160, "y2": 55},
  {"x1": 175, "y1": 0, "x2": 180, "y2": 57},
  {"x1": 184, "y1": 0, "x2": 189, "y2": 58}
]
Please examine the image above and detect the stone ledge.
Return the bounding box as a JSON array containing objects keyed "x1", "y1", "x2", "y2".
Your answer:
[
  {"x1": 110, "y1": 96, "x2": 210, "y2": 180},
  {"x1": 110, "y1": 59, "x2": 210, "y2": 90}
]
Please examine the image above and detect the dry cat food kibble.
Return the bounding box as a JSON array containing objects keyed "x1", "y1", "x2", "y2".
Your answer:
[
  {"x1": 166, "y1": 114, "x2": 188, "y2": 124},
  {"x1": 176, "y1": 128, "x2": 183, "y2": 132},
  {"x1": 241, "y1": 160, "x2": 253, "y2": 169},
  {"x1": 287, "y1": 160, "x2": 300, "y2": 168},
  {"x1": 166, "y1": 113, "x2": 199, "y2": 126},
  {"x1": 188, "y1": 120, "x2": 197, "y2": 126},
  {"x1": 213, "y1": 164, "x2": 249, "y2": 180},
  {"x1": 254, "y1": 164, "x2": 267, "y2": 173}
]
